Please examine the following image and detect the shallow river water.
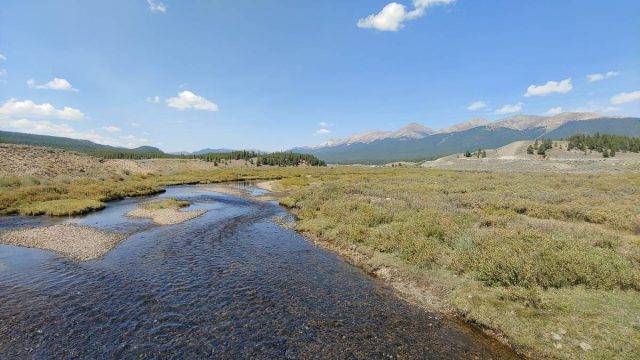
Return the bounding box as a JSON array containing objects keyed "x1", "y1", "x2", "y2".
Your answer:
[{"x1": 0, "y1": 186, "x2": 516, "y2": 359}]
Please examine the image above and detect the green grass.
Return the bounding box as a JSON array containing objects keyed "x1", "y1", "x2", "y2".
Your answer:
[
  {"x1": 18, "y1": 199, "x2": 105, "y2": 216},
  {"x1": 0, "y1": 168, "x2": 292, "y2": 216},
  {"x1": 277, "y1": 168, "x2": 640, "y2": 359},
  {"x1": 141, "y1": 198, "x2": 190, "y2": 210}
]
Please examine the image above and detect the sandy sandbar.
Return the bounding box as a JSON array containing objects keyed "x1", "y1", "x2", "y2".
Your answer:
[
  {"x1": 127, "y1": 208, "x2": 205, "y2": 225},
  {"x1": 0, "y1": 224, "x2": 125, "y2": 261}
]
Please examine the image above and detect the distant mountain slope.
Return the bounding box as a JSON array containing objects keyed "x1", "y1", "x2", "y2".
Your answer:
[
  {"x1": 295, "y1": 114, "x2": 640, "y2": 164},
  {"x1": 303, "y1": 127, "x2": 544, "y2": 164},
  {"x1": 0, "y1": 130, "x2": 165, "y2": 158},
  {"x1": 545, "y1": 117, "x2": 640, "y2": 138}
]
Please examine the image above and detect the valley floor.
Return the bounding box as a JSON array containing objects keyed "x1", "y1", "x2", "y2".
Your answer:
[
  {"x1": 422, "y1": 140, "x2": 640, "y2": 173},
  {"x1": 1, "y1": 147, "x2": 639, "y2": 359}
]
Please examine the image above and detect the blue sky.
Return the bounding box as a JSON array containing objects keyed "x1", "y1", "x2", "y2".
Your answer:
[{"x1": 1, "y1": 0, "x2": 639, "y2": 152}]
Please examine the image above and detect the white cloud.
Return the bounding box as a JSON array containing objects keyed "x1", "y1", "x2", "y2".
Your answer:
[
  {"x1": 314, "y1": 122, "x2": 332, "y2": 135},
  {"x1": 0, "y1": 69, "x2": 6, "y2": 76},
  {"x1": 166, "y1": 90, "x2": 219, "y2": 111},
  {"x1": 102, "y1": 126, "x2": 121, "y2": 133},
  {"x1": 0, "y1": 53, "x2": 6, "y2": 61},
  {"x1": 587, "y1": 71, "x2": 619, "y2": 83},
  {"x1": 357, "y1": 0, "x2": 455, "y2": 32},
  {"x1": 495, "y1": 102, "x2": 523, "y2": 115},
  {"x1": 610, "y1": 90, "x2": 640, "y2": 105},
  {"x1": 27, "y1": 77, "x2": 78, "y2": 92},
  {"x1": 146, "y1": 95, "x2": 160, "y2": 103},
  {"x1": 131, "y1": 122, "x2": 141, "y2": 127},
  {"x1": 0, "y1": 118, "x2": 150, "y2": 148},
  {"x1": 467, "y1": 100, "x2": 487, "y2": 111},
  {"x1": 0, "y1": 98, "x2": 84, "y2": 121},
  {"x1": 147, "y1": 0, "x2": 167, "y2": 13},
  {"x1": 524, "y1": 78, "x2": 573, "y2": 97},
  {"x1": 545, "y1": 107, "x2": 563, "y2": 116}
]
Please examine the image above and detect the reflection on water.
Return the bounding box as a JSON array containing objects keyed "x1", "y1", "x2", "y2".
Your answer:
[{"x1": 0, "y1": 186, "x2": 515, "y2": 359}]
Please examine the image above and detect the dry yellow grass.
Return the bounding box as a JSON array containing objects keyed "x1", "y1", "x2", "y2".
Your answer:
[{"x1": 277, "y1": 168, "x2": 640, "y2": 359}]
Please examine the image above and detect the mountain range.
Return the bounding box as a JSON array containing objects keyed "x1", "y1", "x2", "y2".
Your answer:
[
  {"x1": 0, "y1": 130, "x2": 164, "y2": 156},
  {"x1": 293, "y1": 113, "x2": 640, "y2": 164},
  {"x1": 2, "y1": 112, "x2": 640, "y2": 164}
]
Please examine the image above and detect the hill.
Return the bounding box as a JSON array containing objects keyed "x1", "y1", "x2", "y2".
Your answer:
[
  {"x1": 294, "y1": 114, "x2": 640, "y2": 164},
  {"x1": 0, "y1": 130, "x2": 165, "y2": 159},
  {"x1": 421, "y1": 139, "x2": 640, "y2": 173}
]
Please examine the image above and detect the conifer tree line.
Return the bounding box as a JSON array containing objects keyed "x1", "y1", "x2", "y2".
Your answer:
[
  {"x1": 198, "y1": 151, "x2": 326, "y2": 166},
  {"x1": 567, "y1": 133, "x2": 640, "y2": 157}
]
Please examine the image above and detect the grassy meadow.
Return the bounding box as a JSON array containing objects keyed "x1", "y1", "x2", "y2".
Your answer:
[
  {"x1": 277, "y1": 168, "x2": 640, "y2": 359},
  {"x1": 1, "y1": 166, "x2": 639, "y2": 358}
]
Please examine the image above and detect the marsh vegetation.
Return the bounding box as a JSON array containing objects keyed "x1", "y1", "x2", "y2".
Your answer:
[{"x1": 1, "y1": 165, "x2": 639, "y2": 358}]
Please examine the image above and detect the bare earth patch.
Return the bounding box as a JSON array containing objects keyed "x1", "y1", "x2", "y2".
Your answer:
[
  {"x1": 128, "y1": 207, "x2": 205, "y2": 225},
  {"x1": 0, "y1": 224, "x2": 124, "y2": 261}
]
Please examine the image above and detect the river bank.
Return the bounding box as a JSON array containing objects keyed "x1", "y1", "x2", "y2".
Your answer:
[
  {"x1": 0, "y1": 184, "x2": 517, "y2": 358},
  {"x1": 267, "y1": 172, "x2": 640, "y2": 360},
  {"x1": 1, "y1": 167, "x2": 638, "y2": 358}
]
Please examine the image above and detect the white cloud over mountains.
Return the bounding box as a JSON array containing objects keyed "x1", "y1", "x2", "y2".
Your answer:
[
  {"x1": 495, "y1": 102, "x2": 523, "y2": 114},
  {"x1": 314, "y1": 122, "x2": 332, "y2": 135},
  {"x1": 467, "y1": 100, "x2": 487, "y2": 111},
  {"x1": 524, "y1": 78, "x2": 573, "y2": 97},
  {"x1": 545, "y1": 107, "x2": 563, "y2": 116},
  {"x1": 0, "y1": 99, "x2": 84, "y2": 121},
  {"x1": 357, "y1": 0, "x2": 455, "y2": 32},
  {"x1": 610, "y1": 91, "x2": 640, "y2": 105},
  {"x1": 27, "y1": 77, "x2": 78, "y2": 92},
  {"x1": 0, "y1": 118, "x2": 150, "y2": 148},
  {"x1": 166, "y1": 91, "x2": 219, "y2": 111}
]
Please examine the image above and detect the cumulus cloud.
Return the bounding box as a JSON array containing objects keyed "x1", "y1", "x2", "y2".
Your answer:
[
  {"x1": 587, "y1": 71, "x2": 619, "y2": 83},
  {"x1": 0, "y1": 99, "x2": 84, "y2": 121},
  {"x1": 357, "y1": 0, "x2": 455, "y2": 32},
  {"x1": 314, "y1": 122, "x2": 332, "y2": 135},
  {"x1": 467, "y1": 100, "x2": 487, "y2": 111},
  {"x1": 0, "y1": 118, "x2": 150, "y2": 148},
  {"x1": 495, "y1": 102, "x2": 523, "y2": 115},
  {"x1": 27, "y1": 77, "x2": 78, "y2": 92},
  {"x1": 545, "y1": 107, "x2": 563, "y2": 116},
  {"x1": 166, "y1": 91, "x2": 219, "y2": 111},
  {"x1": 147, "y1": 0, "x2": 167, "y2": 13},
  {"x1": 524, "y1": 78, "x2": 573, "y2": 97},
  {"x1": 610, "y1": 90, "x2": 640, "y2": 105},
  {"x1": 102, "y1": 126, "x2": 121, "y2": 133}
]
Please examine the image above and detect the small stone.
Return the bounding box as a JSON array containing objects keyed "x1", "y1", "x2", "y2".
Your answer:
[
  {"x1": 579, "y1": 342, "x2": 592, "y2": 351},
  {"x1": 551, "y1": 332, "x2": 562, "y2": 341}
]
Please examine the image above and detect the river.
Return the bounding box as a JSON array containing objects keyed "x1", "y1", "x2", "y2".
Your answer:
[{"x1": 0, "y1": 185, "x2": 516, "y2": 359}]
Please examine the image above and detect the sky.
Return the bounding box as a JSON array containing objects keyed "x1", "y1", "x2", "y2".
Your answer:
[{"x1": 1, "y1": 0, "x2": 639, "y2": 152}]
